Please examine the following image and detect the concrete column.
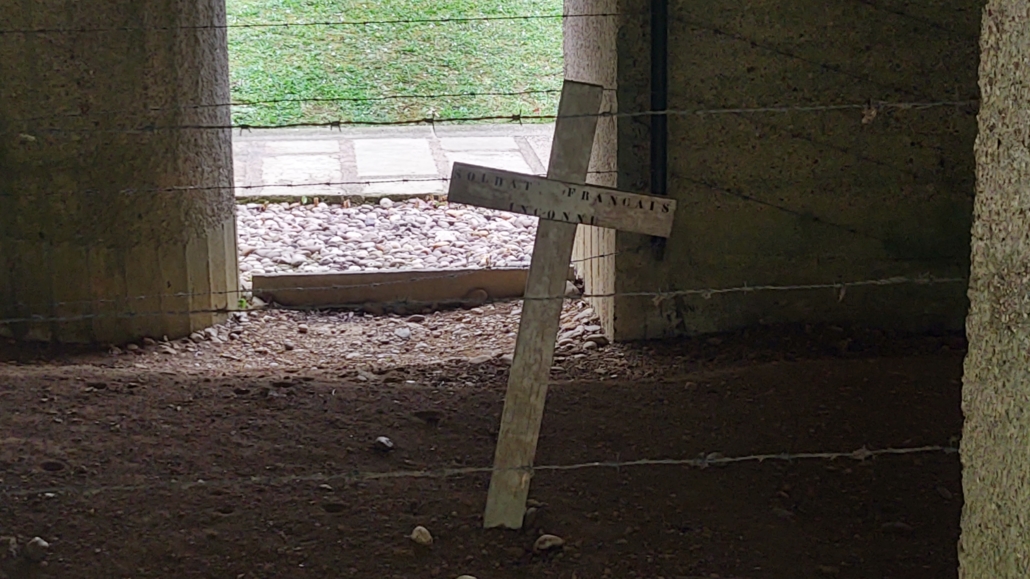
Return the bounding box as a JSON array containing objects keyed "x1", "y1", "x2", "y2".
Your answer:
[
  {"x1": 565, "y1": 0, "x2": 620, "y2": 336},
  {"x1": 960, "y1": 2, "x2": 1030, "y2": 577},
  {"x1": 0, "y1": 0, "x2": 239, "y2": 344}
]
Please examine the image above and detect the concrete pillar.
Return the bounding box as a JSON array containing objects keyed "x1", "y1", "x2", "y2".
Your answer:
[
  {"x1": 0, "y1": 0, "x2": 239, "y2": 344},
  {"x1": 565, "y1": 0, "x2": 620, "y2": 335},
  {"x1": 959, "y1": 2, "x2": 1030, "y2": 576}
]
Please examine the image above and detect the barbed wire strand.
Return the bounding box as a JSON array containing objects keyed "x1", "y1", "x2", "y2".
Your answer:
[
  {"x1": 9, "y1": 99, "x2": 979, "y2": 135},
  {"x1": 0, "y1": 12, "x2": 621, "y2": 35},
  {"x1": 3, "y1": 246, "x2": 646, "y2": 311},
  {"x1": 10, "y1": 88, "x2": 569, "y2": 124},
  {"x1": 0, "y1": 274, "x2": 968, "y2": 326},
  {"x1": 0, "y1": 170, "x2": 907, "y2": 256},
  {"x1": 0, "y1": 174, "x2": 628, "y2": 199},
  {"x1": 4, "y1": 97, "x2": 975, "y2": 217},
  {"x1": 0, "y1": 444, "x2": 957, "y2": 498}
]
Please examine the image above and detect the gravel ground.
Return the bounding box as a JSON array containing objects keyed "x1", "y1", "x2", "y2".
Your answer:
[
  {"x1": 104, "y1": 299, "x2": 609, "y2": 373},
  {"x1": 237, "y1": 199, "x2": 538, "y2": 289}
]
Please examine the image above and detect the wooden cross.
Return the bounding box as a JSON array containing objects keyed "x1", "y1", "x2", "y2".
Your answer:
[{"x1": 447, "y1": 80, "x2": 677, "y2": 529}]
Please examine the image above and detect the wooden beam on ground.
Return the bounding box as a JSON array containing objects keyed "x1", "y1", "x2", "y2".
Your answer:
[
  {"x1": 252, "y1": 268, "x2": 543, "y2": 313},
  {"x1": 481, "y1": 80, "x2": 605, "y2": 529}
]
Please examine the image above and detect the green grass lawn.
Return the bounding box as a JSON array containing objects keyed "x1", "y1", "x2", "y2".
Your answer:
[{"x1": 226, "y1": 0, "x2": 564, "y2": 126}]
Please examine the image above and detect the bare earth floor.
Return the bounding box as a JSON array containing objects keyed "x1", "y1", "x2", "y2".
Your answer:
[{"x1": 0, "y1": 312, "x2": 964, "y2": 579}]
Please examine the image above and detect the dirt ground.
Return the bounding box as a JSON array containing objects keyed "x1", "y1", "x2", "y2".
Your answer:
[{"x1": 0, "y1": 303, "x2": 966, "y2": 579}]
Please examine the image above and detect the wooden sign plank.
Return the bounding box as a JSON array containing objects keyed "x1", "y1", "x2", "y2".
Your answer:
[
  {"x1": 481, "y1": 80, "x2": 604, "y2": 530},
  {"x1": 448, "y1": 163, "x2": 677, "y2": 238}
]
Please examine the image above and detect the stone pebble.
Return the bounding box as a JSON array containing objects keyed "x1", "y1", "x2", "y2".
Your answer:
[{"x1": 236, "y1": 200, "x2": 538, "y2": 288}]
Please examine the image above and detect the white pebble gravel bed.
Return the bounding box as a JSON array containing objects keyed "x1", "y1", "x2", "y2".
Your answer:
[{"x1": 236, "y1": 199, "x2": 539, "y2": 288}]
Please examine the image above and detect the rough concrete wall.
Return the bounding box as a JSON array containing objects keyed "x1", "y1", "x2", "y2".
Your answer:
[
  {"x1": 611, "y1": 0, "x2": 982, "y2": 340},
  {"x1": 565, "y1": 0, "x2": 619, "y2": 335},
  {"x1": 959, "y1": 1, "x2": 1030, "y2": 576},
  {"x1": 0, "y1": 0, "x2": 238, "y2": 343}
]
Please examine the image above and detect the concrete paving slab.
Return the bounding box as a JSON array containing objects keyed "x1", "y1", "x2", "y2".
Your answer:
[
  {"x1": 233, "y1": 157, "x2": 249, "y2": 188},
  {"x1": 527, "y1": 135, "x2": 554, "y2": 168},
  {"x1": 444, "y1": 151, "x2": 534, "y2": 174},
  {"x1": 430, "y1": 123, "x2": 554, "y2": 138},
  {"x1": 261, "y1": 154, "x2": 342, "y2": 185},
  {"x1": 440, "y1": 136, "x2": 520, "y2": 151},
  {"x1": 264, "y1": 140, "x2": 341, "y2": 155},
  {"x1": 354, "y1": 138, "x2": 437, "y2": 177},
  {"x1": 232, "y1": 124, "x2": 556, "y2": 203}
]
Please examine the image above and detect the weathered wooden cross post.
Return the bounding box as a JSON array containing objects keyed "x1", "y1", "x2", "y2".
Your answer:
[{"x1": 447, "y1": 80, "x2": 677, "y2": 529}]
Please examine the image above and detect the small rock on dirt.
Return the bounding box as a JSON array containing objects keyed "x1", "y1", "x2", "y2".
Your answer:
[
  {"x1": 407, "y1": 315, "x2": 426, "y2": 324},
  {"x1": 584, "y1": 334, "x2": 610, "y2": 347},
  {"x1": 523, "y1": 506, "x2": 540, "y2": 528},
  {"x1": 297, "y1": 324, "x2": 310, "y2": 334},
  {"x1": 374, "y1": 436, "x2": 395, "y2": 453},
  {"x1": 23, "y1": 537, "x2": 49, "y2": 562},
  {"x1": 533, "y1": 534, "x2": 565, "y2": 553},
  {"x1": 394, "y1": 327, "x2": 412, "y2": 340},
  {"x1": 410, "y1": 525, "x2": 433, "y2": 546}
]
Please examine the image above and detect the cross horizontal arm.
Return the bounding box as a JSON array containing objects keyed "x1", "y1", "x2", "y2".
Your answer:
[{"x1": 448, "y1": 163, "x2": 677, "y2": 238}]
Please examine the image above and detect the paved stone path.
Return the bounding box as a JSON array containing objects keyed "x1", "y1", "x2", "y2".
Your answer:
[
  {"x1": 233, "y1": 124, "x2": 556, "y2": 287},
  {"x1": 233, "y1": 124, "x2": 556, "y2": 201}
]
